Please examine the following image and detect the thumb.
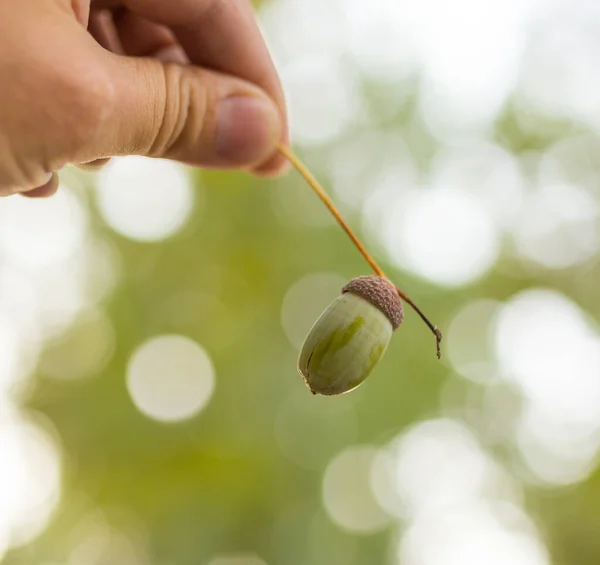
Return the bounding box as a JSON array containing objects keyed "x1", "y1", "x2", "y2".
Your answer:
[{"x1": 90, "y1": 52, "x2": 283, "y2": 169}]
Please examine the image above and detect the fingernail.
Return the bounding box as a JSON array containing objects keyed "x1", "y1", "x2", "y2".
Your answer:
[{"x1": 215, "y1": 96, "x2": 280, "y2": 165}]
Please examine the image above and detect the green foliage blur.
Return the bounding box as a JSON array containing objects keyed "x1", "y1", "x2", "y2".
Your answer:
[
  {"x1": 16, "y1": 166, "x2": 448, "y2": 565},
  {"x1": 3, "y1": 2, "x2": 600, "y2": 565}
]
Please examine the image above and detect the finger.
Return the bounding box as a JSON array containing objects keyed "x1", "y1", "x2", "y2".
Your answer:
[
  {"x1": 78, "y1": 48, "x2": 282, "y2": 169},
  {"x1": 71, "y1": 0, "x2": 91, "y2": 27},
  {"x1": 117, "y1": 0, "x2": 289, "y2": 176},
  {"x1": 112, "y1": 9, "x2": 188, "y2": 63},
  {"x1": 83, "y1": 12, "x2": 123, "y2": 175},
  {"x1": 20, "y1": 172, "x2": 59, "y2": 198},
  {"x1": 88, "y1": 8, "x2": 124, "y2": 53},
  {"x1": 89, "y1": 10, "x2": 187, "y2": 66}
]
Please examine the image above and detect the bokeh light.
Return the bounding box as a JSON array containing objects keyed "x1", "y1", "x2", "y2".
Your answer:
[
  {"x1": 5, "y1": 0, "x2": 600, "y2": 563},
  {"x1": 322, "y1": 446, "x2": 391, "y2": 534},
  {"x1": 494, "y1": 290, "x2": 600, "y2": 420},
  {"x1": 259, "y1": 0, "x2": 345, "y2": 66},
  {"x1": 446, "y1": 299, "x2": 502, "y2": 384},
  {"x1": 494, "y1": 289, "x2": 600, "y2": 485},
  {"x1": 516, "y1": 403, "x2": 600, "y2": 486},
  {"x1": 384, "y1": 187, "x2": 500, "y2": 287},
  {"x1": 399, "y1": 501, "x2": 549, "y2": 565},
  {"x1": 343, "y1": 0, "x2": 418, "y2": 81},
  {"x1": 388, "y1": 419, "x2": 509, "y2": 517},
  {"x1": 66, "y1": 513, "x2": 149, "y2": 565},
  {"x1": 414, "y1": 0, "x2": 533, "y2": 137},
  {"x1": 0, "y1": 314, "x2": 21, "y2": 390},
  {"x1": 282, "y1": 60, "x2": 362, "y2": 146},
  {"x1": 330, "y1": 131, "x2": 418, "y2": 213},
  {"x1": 95, "y1": 157, "x2": 195, "y2": 242},
  {"x1": 517, "y1": 1, "x2": 600, "y2": 132},
  {"x1": 382, "y1": 418, "x2": 546, "y2": 565},
  {"x1": 126, "y1": 335, "x2": 215, "y2": 422},
  {"x1": 0, "y1": 183, "x2": 86, "y2": 271},
  {"x1": 512, "y1": 183, "x2": 599, "y2": 269},
  {"x1": 429, "y1": 142, "x2": 525, "y2": 232},
  {"x1": 0, "y1": 406, "x2": 61, "y2": 552}
]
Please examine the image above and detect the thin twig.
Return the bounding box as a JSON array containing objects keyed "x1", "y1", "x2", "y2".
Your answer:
[
  {"x1": 395, "y1": 287, "x2": 442, "y2": 359},
  {"x1": 277, "y1": 144, "x2": 385, "y2": 277},
  {"x1": 277, "y1": 143, "x2": 443, "y2": 359}
]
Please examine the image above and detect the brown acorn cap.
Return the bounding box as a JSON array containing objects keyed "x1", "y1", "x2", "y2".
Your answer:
[{"x1": 342, "y1": 275, "x2": 404, "y2": 330}]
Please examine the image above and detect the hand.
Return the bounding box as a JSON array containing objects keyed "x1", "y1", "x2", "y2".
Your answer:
[{"x1": 0, "y1": 0, "x2": 288, "y2": 197}]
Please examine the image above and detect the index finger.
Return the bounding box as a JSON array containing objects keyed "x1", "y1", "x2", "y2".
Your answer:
[{"x1": 93, "y1": 0, "x2": 289, "y2": 175}]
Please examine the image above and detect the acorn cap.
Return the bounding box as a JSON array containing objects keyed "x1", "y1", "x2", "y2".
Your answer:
[{"x1": 342, "y1": 275, "x2": 404, "y2": 330}]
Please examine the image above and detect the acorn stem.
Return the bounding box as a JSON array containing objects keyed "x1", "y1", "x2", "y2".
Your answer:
[
  {"x1": 395, "y1": 287, "x2": 442, "y2": 359},
  {"x1": 277, "y1": 144, "x2": 384, "y2": 278},
  {"x1": 277, "y1": 143, "x2": 443, "y2": 359}
]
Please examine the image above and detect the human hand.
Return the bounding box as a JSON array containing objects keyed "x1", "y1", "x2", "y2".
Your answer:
[{"x1": 0, "y1": 0, "x2": 288, "y2": 197}]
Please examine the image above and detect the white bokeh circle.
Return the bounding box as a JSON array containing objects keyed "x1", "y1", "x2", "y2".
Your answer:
[
  {"x1": 0, "y1": 183, "x2": 86, "y2": 271},
  {"x1": 126, "y1": 335, "x2": 215, "y2": 422},
  {"x1": 322, "y1": 446, "x2": 390, "y2": 534},
  {"x1": 385, "y1": 188, "x2": 500, "y2": 287},
  {"x1": 96, "y1": 157, "x2": 194, "y2": 242}
]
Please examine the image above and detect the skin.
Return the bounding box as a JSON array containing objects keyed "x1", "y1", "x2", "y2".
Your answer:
[
  {"x1": 298, "y1": 293, "x2": 393, "y2": 396},
  {"x1": 0, "y1": 0, "x2": 289, "y2": 198}
]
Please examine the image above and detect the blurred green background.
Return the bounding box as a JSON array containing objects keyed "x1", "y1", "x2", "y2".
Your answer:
[{"x1": 2, "y1": 1, "x2": 600, "y2": 564}]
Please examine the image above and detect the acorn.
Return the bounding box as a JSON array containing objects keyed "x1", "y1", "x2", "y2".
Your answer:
[
  {"x1": 277, "y1": 144, "x2": 442, "y2": 397},
  {"x1": 298, "y1": 275, "x2": 404, "y2": 396}
]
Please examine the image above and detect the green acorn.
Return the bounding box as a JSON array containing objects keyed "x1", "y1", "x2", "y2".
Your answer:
[
  {"x1": 277, "y1": 144, "x2": 442, "y2": 397},
  {"x1": 298, "y1": 275, "x2": 404, "y2": 396}
]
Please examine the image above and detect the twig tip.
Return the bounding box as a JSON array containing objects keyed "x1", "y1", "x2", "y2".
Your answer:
[{"x1": 434, "y1": 328, "x2": 443, "y2": 359}]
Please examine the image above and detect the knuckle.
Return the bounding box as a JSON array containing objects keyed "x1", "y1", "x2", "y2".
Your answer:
[
  {"x1": 49, "y1": 64, "x2": 116, "y2": 149},
  {"x1": 0, "y1": 40, "x2": 115, "y2": 185},
  {"x1": 0, "y1": 136, "x2": 45, "y2": 195},
  {"x1": 147, "y1": 63, "x2": 209, "y2": 159}
]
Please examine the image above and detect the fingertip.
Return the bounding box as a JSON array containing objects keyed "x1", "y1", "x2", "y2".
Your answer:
[
  {"x1": 21, "y1": 172, "x2": 59, "y2": 198},
  {"x1": 251, "y1": 152, "x2": 291, "y2": 178},
  {"x1": 214, "y1": 95, "x2": 282, "y2": 166},
  {"x1": 250, "y1": 124, "x2": 291, "y2": 177}
]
